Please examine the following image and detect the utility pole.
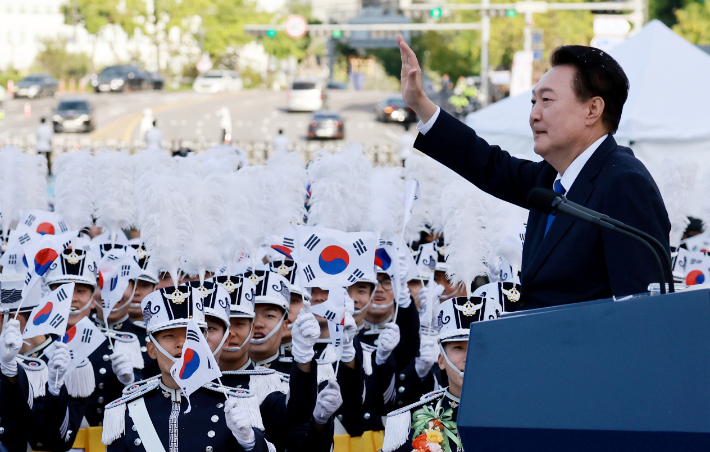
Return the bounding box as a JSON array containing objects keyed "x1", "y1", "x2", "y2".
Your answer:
[
  {"x1": 154, "y1": 0, "x2": 161, "y2": 72},
  {"x1": 523, "y1": 0, "x2": 533, "y2": 51},
  {"x1": 481, "y1": 0, "x2": 490, "y2": 107}
]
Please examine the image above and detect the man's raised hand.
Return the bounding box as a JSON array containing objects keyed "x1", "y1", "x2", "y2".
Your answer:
[{"x1": 398, "y1": 35, "x2": 438, "y2": 123}]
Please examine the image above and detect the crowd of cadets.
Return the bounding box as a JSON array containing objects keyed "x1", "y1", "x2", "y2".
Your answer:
[{"x1": 0, "y1": 225, "x2": 523, "y2": 452}]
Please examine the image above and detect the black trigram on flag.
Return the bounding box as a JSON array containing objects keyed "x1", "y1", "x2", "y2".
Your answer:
[
  {"x1": 24, "y1": 273, "x2": 32, "y2": 285},
  {"x1": 107, "y1": 254, "x2": 119, "y2": 261},
  {"x1": 69, "y1": 350, "x2": 74, "y2": 360},
  {"x1": 24, "y1": 214, "x2": 37, "y2": 226},
  {"x1": 58, "y1": 221, "x2": 68, "y2": 233},
  {"x1": 50, "y1": 313, "x2": 65, "y2": 328},
  {"x1": 57, "y1": 288, "x2": 68, "y2": 301},
  {"x1": 303, "y1": 265, "x2": 316, "y2": 283},
  {"x1": 353, "y1": 239, "x2": 367, "y2": 256},
  {"x1": 18, "y1": 233, "x2": 31, "y2": 245},
  {"x1": 7, "y1": 254, "x2": 16, "y2": 265},
  {"x1": 379, "y1": 240, "x2": 394, "y2": 247},
  {"x1": 348, "y1": 268, "x2": 365, "y2": 284},
  {"x1": 81, "y1": 328, "x2": 93, "y2": 343},
  {"x1": 121, "y1": 264, "x2": 131, "y2": 277},
  {"x1": 304, "y1": 234, "x2": 321, "y2": 251},
  {"x1": 186, "y1": 330, "x2": 202, "y2": 343},
  {"x1": 321, "y1": 310, "x2": 337, "y2": 321},
  {"x1": 283, "y1": 237, "x2": 294, "y2": 248}
]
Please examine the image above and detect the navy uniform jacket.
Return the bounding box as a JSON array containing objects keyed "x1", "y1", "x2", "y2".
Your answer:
[
  {"x1": 0, "y1": 364, "x2": 33, "y2": 452},
  {"x1": 222, "y1": 360, "x2": 333, "y2": 452},
  {"x1": 355, "y1": 329, "x2": 397, "y2": 432},
  {"x1": 414, "y1": 110, "x2": 670, "y2": 309},
  {"x1": 105, "y1": 381, "x2": 269, "y2": 452},
  {"x1": 91, "y1": 313, "x2": 160, "y2": 379}
]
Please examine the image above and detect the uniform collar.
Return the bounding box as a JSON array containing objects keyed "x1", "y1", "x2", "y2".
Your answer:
[
  {"x1": 555, "y1": 134, "x2": 608, "y2": 193},
  {"x1": 279, "y1": 342, "x2": 292, "y2": 357},
  {"x1": 254, "y1": 351, "x2": 280, "y2": 367},
  {"x1": 109, "y1": 314, "x2": 130, "y2": 330},
  {"x1": 159, "y1": 381, "x2": 183, "y2": 402},
  {"x1": 133, "y1": 320, "x2": 146, "y2": 330},
  {"x1": 363, "y1": 317, "x2": 392, "y2": 333},
  {"x1": 238, "y1": 359, "x2": 254, "y2": 371}
]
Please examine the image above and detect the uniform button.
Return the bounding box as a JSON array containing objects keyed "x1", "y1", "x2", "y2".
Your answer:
[
  {"x1": 363, "y1": 413, "x2": 371, "y2": 419},
  {"x1": 399, "y1": 373, "x2": 406, "y2": 381},
  {"x1": 97, "y1": 408, "x2": 102, "y2": 414},
  {"x1": 211, "y1": 415, "x2": 219, "y2": 423},
  {"x1": 164, "y1": 393, "x2": 170, "y2": 398},
  {"x1": 98, "y1": 397, "x2": 105, "y2": 403},
  {"x1": 206, "y1": 447, "x2": 214, "y2": 452},
  {"x1": 132, "y1": 425, "x2": 137, "y2": 432},
  {"x1": 134, "y1": 438, "x2": 142, "y2": 446},
  {"x1": 0, "y1": 427, "x2": 4, "y2": 435},
  {"x1": 98, "y1": 383, "x2": 104, "y2": 389},
  {"x1": 99, "y1": 368, "x2": 107, "y2": 375},
  {"x1": 337, "y1": 415, "x2": 343, "y2": 421},
  {"x1": 208, "y1": 430, "x2": 215, "y2": 438},
  {"x1": 141, "y1": 346, "x2": 147, "y2": 353},
  {"x1": 216, "y1": 403, "x2": 224, "y2": 409},
  {"x1": 398, "y1": 386, "x2": 405, "y2": 393},
  {"x1": 103, "y1": 355, "x2": 110, "y2": 362}
]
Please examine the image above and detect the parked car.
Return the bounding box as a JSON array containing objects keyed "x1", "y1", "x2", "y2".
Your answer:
[
  {"x1": 53, "y1": 98, "x2": 94, "y2": 133},
  {"x1": 287, "y1": 78, "x2": 325, "y2": 112},
  {"x1": 326, "y1": 81, "x2": 348, "y2": 90},
  {"x1": 92, "y1": 65, "x2": 149, "y2": 92},
  {"x1": 193, "y1": 70, "x2": 243, "y2": 93},
  {"x1": 376, "y1": 95, "x2": 417, "y2": 123},
  {"x1": 147, "y1": 72, "x2": 165, "y2": 90},
  {"x1": 15, "y1": 73, "x2": 58, "y2": 99},
  {"x1": 307, "y1": 110, "x2": 344, "y2": 140}
]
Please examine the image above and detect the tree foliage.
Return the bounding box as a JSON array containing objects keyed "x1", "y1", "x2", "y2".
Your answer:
[
  {"x1": 35, "y1": 38, "x2": 92, "y2": 80},
  {"x1": 672, "y1": 1, "x2": 710, "y2": 44}
]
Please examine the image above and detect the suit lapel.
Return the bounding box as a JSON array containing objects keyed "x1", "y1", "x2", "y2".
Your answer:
[{"x1": 523, "y1": 136, "x2": 618, "y2": 283}]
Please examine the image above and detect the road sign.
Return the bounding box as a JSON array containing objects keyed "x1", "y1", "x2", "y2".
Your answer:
[
  {"x1": 533, "y1": 49, "x2": 544, "y2": 61},
  {"x1": 510, "y1": 51, "x2": 534, "y2": 97},
  {"x1": 285, "y1": 14, "x2": 308, "y2": 38},
  {"x1": 196, "y1": 53, "x2": 213, "y2": 74},
  {"x1": 593, "y1": 17, "x2": 631, "y2": 36},
  {"x1": 430, "y1": 7, "x2": 443, "y2": 18},
  {"x1": 515, "y1": 1, "x2": 549, "y2": 13}
]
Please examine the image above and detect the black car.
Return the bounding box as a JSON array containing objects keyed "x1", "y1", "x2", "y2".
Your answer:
[
  {"x1": 326, "y1": 81, "x2": 348, "y2": 90},
  {"x1": 147, "y1": 72, "x2": 165, "y2": 90},
  {"x1": 92, "y1": 65, "x2": 149, "y2": 93},
  {"x1": 53, "y1": 98, "x2": 94, "y2": 133},
  {"x1": 15, "y1": 73, "x2": 58, "y2": 99},
  {"x1": 376, "y1": 96, "x2": 417, "y2": 123},
  {"x1": 307, "y1": 110, "x2": 344, "y2": 140}
]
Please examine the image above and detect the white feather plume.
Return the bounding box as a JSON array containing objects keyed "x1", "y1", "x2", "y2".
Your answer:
[
  {"x1": 430, "y1": 165, "x2": 464, "y2": 235},
  {"x1": 0, "y1": 147, "x2": 28, "y2": 237},
  {"x1": 370, "y1": 166, "x2": 404, "y2": 239},
  {"x1": 403, "y1": 155, "x2": 444, "y2": 243},
  {"x1": 52, "y1": 150, "x2": 96, "y2": 231},
  {"x1": 655, "y1": 157, "x2": 698, "y2": 248},
  {"x1": 24, "y1": 154, "x2": 49, "y2": 210},
  {"x1": 94, "y1": 150, "x2": 135, "y2": 236},
  {"x1": 220, "y1": 169, "x2": 264, "y2": 272},
  {"x1": 307, "y1": 144, "x2": 372, "y2": 231},
  {"x1": 203, "y1": 144, "x2": 244, "y2": 174},
  {"x1": 265, "y1": 152, "x2": 308, "y2": 232}
]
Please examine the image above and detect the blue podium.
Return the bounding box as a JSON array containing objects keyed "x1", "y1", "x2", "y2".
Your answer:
[{"x1": 458, "y1": 289, "x2": 710, "y2": 451}]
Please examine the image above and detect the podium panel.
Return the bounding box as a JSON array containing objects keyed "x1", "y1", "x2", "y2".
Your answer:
[{"x1": 458, "y1": 289, "x2": 710, "y2": 451}]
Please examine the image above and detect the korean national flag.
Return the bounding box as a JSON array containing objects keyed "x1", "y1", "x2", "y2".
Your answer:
[
  {"x1": 22, "y1": 282, "x2": 74, "y2": 340},
  {"x1": 311, "y1": 288, "x2": 347, "y2": 361},
  {"x1": 21, "y1": 231, "x2": 74, "y2": 298},
  {"x1": 294, "y1": 225, "x2": 377, "y2": 288},
  {"x1": 98, "y1": 248, "x2": 143, "y2": 317},
  {"x1": 44, "y1": 317, "x2": 107, "y2": 374},
  {"x1": 416, "y1": 242, "x2": 438, "y2": 279},
  {"x1": 170, "y1": 319, "x2": 222, "y2": 413},
  {"x1": 16, "y1": 210, "x2": 70, "y2": 237}
]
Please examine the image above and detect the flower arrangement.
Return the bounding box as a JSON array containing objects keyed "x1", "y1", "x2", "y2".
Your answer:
[{"x1": 410, "y1": 405, "x2": 462, "y2": 452}]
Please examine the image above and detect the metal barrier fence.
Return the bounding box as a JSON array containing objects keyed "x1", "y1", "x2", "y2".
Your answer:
[{"x1": 0, "y1": 135, "x2": 403, "y2": 167}]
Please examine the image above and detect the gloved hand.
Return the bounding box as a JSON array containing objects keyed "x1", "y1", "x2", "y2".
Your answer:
[
  {"x1": 48, "y1": 342, "x2": 70, "y2": 396},
  {"x1": 416, "y1": 284, "x2": 428, "y2": 305},
  {"x1": 398, "y1": 250, "x2": 410, "y2": 283},
  {"x1": 396, "y1": 280, "x2": 411, "y2": 308},
  {"x1": 375, "y1": 323, "x2": 400, "y2": 365},
  {"x1": 225, "y1": 397, "x2": 256, "y2": 450},
  {"x1": 110, "y1": 352, "x2": 135, "y2": 386},
  {"x1": 0, "y1": 319, "x2": 22, "y2": 377},
  {"x1": 291, "y1": 301, "x2": 320, "y2": 364},
  {"x1": 313, "y1": 380, "x2": 343, "y2": 424},
  {"x1": 415, "y1": 336, "x2": 439, "y2": 378},
  {"x1": 341, "y1": 314, "x2": 357, "y2": 363}
]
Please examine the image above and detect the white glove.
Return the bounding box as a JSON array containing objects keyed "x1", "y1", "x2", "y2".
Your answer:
[
  {"x1": 375, "y1": 323, "x2": 400, "y2": 365},
  {"x1": 313, "y1": 380, "x2": 343, "y2": 425},
  {"x1": 415, "y1": 337, "x2": 439, "y2": 378},
  {"x1": 416, "y1": 285, "x2": 428, "y2": 304},
  {"x1": 0, "y1": 319, "x2": 22, "y2": 377},
  {"x1": 225, "y1": 397, "x2": 256, "y2": 450},
  {"x1": 341, "y1": 314, "x2": 357, "y2": 363},
  {"x1": 291, "y1": 301, "x2": 320, "y2": 364},
  {"x1": 110, "y1": 352, "x2": 135, "y2": 386},
  {"x1": 396, "y1": 281, "x2": 411, "y2": 308},
  {"x1": 398, "y1": 250, "x2": 409, "y2": 282},
  {"x1": 48, "y1": 342, "x2": 70, "y2": 396}
]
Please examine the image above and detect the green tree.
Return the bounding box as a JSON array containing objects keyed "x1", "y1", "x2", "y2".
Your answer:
[
  {"x1": 672, "y1": 1, "x2": 710, "y2": 44},
  {"x1": 63, "y1": 0, "x2": 147, "y2": 34},
  {"x1": 649, "y1": 0, "x2": 695, "y2": 27},
  {"x1": 34, "y1": 38, "x2": 92, "y2": 80}
]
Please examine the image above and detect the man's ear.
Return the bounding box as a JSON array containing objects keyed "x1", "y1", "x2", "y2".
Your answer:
[
  {"x1": 438, "y1": 351, "x2": 446, "y2": 371},
  {"x1": 586, "y1": 96, "x2": 605, "y2": 126},
  {"x1": 146, "y1": 342, "x2": 158, "y2": 360}
]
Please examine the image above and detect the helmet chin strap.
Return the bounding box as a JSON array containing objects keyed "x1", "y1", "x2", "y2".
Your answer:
[
  {"x1": 212, "y1": 329, "x2": 230, "y2": 356},
  {"x1": 250, "y1": 312, "x2": 286, "y2": 345},
  {"x1": 352, "y1": 281, "x2": 378, "y2": 316},
  {"x1": 439, "y1": 343, "x2": 464, "y2": 377},
  {"x1": 112, "y1": 283, "x2": 138, "y2": 313},
  {"x1": 149, "y1": 332, "x2": 178, "y2": 364},
  {"x1": 69, "y1": 297, "x2": 94, "y2": 316},
  {"x1": 224, "y1": 322, "x2": 254, "y2": 352},
  {"x1": 370, "y1": 300, "x2": 394, "y2": 311}
]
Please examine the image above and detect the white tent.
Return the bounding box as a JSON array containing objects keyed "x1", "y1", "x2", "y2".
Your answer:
[{"x1": 465, "y1": 20, "x2": 710, "y2": 169}]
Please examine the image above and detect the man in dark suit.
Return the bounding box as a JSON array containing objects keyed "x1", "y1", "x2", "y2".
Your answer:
[{"x1": 396, "y1": 36, "x2": 670, "y2": 309}]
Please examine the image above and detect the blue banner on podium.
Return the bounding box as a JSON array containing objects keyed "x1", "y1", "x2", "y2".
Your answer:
[{"x1": 458, "y1": 289, "x2": 710, "y2": 451}]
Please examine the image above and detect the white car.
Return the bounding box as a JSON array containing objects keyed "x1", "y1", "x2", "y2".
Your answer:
[
  {"x1": 287, "y1": 78, "x2": 325, "y2": 112},
  {"x1": 193, "y1": 70, "x2": 243, "y2": 93}
]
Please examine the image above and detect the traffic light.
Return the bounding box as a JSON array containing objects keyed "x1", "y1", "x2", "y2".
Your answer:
[
  {"x1": 505, "y1": 8, "x2": 518, "y2": 17},
  {"x1": 266, "y1": 29, "x2": 277, "y2": 38},
  {"x1": 430, "y1": 7, "x2": 442, "y2": 18},
  {"x1": 332, "y1": 29, "x2": 343, "y2": 38}
]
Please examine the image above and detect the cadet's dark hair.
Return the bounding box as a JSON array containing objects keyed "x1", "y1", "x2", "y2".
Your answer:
[{"x1": 550, "y1": 45, "x2": 629, "y2": 134}]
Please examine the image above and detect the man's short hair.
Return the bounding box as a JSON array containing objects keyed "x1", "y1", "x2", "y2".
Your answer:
[
  {"x1": 550, "y1": 45, "x2": 629, "y2": 134},
  {"x1": 40, "y1": 117, "x2": 46, "y2": 123}
]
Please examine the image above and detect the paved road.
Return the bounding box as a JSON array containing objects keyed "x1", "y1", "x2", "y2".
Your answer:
[{"x1": 0, "y1": 89, "x2": 415, "y2": 150}]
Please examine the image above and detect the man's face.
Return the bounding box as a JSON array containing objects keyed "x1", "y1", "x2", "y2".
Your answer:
[
  {"x1": 96, "y1": 281, "x2": 135, "y2": 323},
  {"x1": 530, "y1": 65, "x2": 591, "y2": 158},
  {"x1": 221, "y1": 317, "x2": 252, "y2": 363},
  {"x1": 310, "y1": 287, "x2": 330, "y2": 328},
  {"x1": 365, "y1": 274, "x2": 394, "y2": 323},
  {"x1": 205, "y1": 316, "x2": 226, "y2": 359},
  {"x1": 55, "y1": 283, "x2": 95, "y2": 328},
  {"x1": 347, "y1": 282, "x2": 373, "y2": 323},
  {"x1": 147, "y1": 327, "x2": 186, "y2": 375},
  {"x1": 249, "y1": 304, "x2": 286, "y2": 357},
  {"x1": 438, "y1": 340, "x2": 468, "y2": 389},
  {"x1": 128, "y1": 279, "x2": 156, "y2": 321},
  {"x1": 434, "y1": 270, "x2": 461, "y2": 298},
  {"x1": 284, "y1": 293, "x2": 304, "y2": 343}
]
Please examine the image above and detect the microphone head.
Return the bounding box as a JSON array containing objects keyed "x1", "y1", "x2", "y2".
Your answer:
[{"x1": 527, "y1": 188, "x2": 562, "y2": 215}]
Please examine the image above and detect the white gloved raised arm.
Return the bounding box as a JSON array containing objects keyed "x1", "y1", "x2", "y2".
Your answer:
[
  {"x1": 313, "y1": 380, "x2": 343, "y2": 425},
  {"x1": 0, "y1": 319, "x2": 22, "y2": 378},
  {"x1": 415, "y1": 337, "x2": 439, "y2": 379},
  {"x1": 375, "y1": 323, "x2": 401, "y2": 365},
  {"x1": 110, "y1": 352, "x2": 135, "y2": 386},
  {"x1": 225, "y1": 397, "x2": 257, "y2": 450},
  {"x1": 291, "y1": 301, "x2": 320, "y2": 364},
  {"x1": 48, "y1": 342, "x2": 71, "y2": 396},
  {"x1": 340, "y1": 314, "x2": 357, "y2": 363}
]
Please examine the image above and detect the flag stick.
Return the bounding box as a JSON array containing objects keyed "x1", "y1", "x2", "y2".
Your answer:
[
  {"x1": 334, "y1": 359, "x2": 340, "y2": 378},
  {"x1": 216, "y1": 376, "x2": 230, "y2": 400}
]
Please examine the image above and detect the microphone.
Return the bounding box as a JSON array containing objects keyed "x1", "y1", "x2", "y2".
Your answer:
[{"x1": 527, "y1": 188, "x2": 672, "y2": 295}]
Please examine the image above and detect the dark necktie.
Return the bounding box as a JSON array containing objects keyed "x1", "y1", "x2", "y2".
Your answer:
[{"x1": 544, "y1": 180, "x2": 566, "y2": 236}]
